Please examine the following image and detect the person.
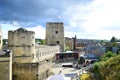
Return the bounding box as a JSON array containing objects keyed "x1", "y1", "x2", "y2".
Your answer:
[{"x1": 59, "y1": 70, "x2": 62, "y2": 73}]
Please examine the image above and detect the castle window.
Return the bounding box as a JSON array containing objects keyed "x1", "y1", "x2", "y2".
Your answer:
[
  {"x1": 32, "y1": 54, "x2": 34, "y2": 58},
  {"x1": 21, "y1": 36, "x2": 25, "y2": 38},
  {"x1": 11, "y1": 44, "x2": 14, "y2": 46},
  {"x1": 22, "y1": 44, "x2": 25, "y2": 46},
  {"x1": 39, "y1": 53, "x2": 41, "y2": 57},
  {"x1": 55, "y1": 31, "x2": 58, "y2": 34},
  {"x1": 32, "y1": 36, "x2": 34, "y2": 39},
  {"x1": 57, "y1": 41, "x2": 59, "y2": 44}
]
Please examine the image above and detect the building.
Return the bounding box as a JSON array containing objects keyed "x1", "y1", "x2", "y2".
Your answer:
[
  {"x1": 65, "y1": 37, "x2": 73, "y2": 51},
  {"x1": 8, "y1": 28, "x2": 60, "y2": 80},
  {"x1": 0, "y1": 50, "x2": 12, "y2": 80},
  {"x1": 55, "y1": 51, "x2": 79, "y2": 62},
  {"x1": 8, "y1": 28, "x2": 35, "y2": 63},
  {"x1": 65, "y1": 36, "x2": 77, "y2": 51},
  {"x1": 0, "y1": 26, "x2": 2, "y2": 50},
  {"x1": 35, "y1": 45, "x2": 60, "y2": 62},
  {"x1": 46, "y1": 22, "x2": 64, "y2": 51}
]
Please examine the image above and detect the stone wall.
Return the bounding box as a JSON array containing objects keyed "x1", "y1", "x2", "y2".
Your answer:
[
  {"x1": 8, "y1": 28, "x2": 61, "y2": 80},
  {"x1": 0, "y1": 56, "x2": 12, "y2": 80},
  {"x1": 46, "y1": 22, "x2": 64, "y2": 51},
  {"x1": 8, "y1": 28, "x2": 35, "y2": 63},
  {"x1": 34, "y1": 45, "x2": 60, "y2": 62},
  {"x1": 65, "y1": 37, "x2": 73, "y2": 50},
  {"x1": 0, "y1": 26, "x2": 3, "y2": 50},
  {"x1": 38, "y1": 62, "x2": 53, "y2": 80},
  {"x1": 12, "y1": 63, "x2": 38, "y2": 80}
]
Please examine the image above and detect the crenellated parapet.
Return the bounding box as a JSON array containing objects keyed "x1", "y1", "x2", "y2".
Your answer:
[
  {"x1": 8, "y1": 28, "x2": 35, "y2": 63},
  {"x1": 8, "y1": 28, "x2": 35, "y2": 47}
]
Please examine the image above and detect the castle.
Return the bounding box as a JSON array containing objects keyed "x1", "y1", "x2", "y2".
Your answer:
[
  {"x1": 8, "y1": 26, "x2": 60, "y2": 80},
  {"x1": 8, "y1": 28, "x2": 35, "y2": 63},
  {"x1": 46, "y1": 22, "x2": 64, "y2": 51},
  {"x1": 7, "y1": 22, "x2": 76, "y2": 80}
]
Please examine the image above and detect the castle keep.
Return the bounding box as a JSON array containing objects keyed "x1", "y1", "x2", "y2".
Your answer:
[
  {"x1": 8, "y1": 28, "x2": 35, "y2": 63},
  {"x1": 8, "y1": 28, "x2": 60, "y2": 80},
  {"x1": 46, "y1": 22, "x2": 64, "y2": 51}
]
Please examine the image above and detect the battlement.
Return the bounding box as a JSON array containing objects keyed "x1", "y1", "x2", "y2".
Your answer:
[
  {"x1": 8, "y1": 28, "x2": 35, "y2": 34},
  {"x1": 47, "y1": 22, "x2": 63, "y2": 24},
  {"x1": 46, "y1": 22, "x2": 64, "y2": 51}
]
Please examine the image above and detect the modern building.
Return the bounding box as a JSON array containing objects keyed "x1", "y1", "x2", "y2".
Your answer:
[{"x1": 55, "y1": 51, "x2": 79, "y2": 62}]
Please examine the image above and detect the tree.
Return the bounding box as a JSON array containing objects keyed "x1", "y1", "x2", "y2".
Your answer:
[
  {"x1": 41, "y1": 39, "x2": 46, "y2": 44},
  {"x1": 35, "y1": 39, "x2": 46, "y2": 45},
  {"x1": 65, "y1": 46, "x2": 70, "y2": 51},
  {"x1": 111, "y1": 36, "x2": 116, "y2": 42}
]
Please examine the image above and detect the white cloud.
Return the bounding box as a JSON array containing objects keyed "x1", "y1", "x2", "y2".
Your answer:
[
  {"x1": 64, "y1": 0, "x2": 120, "y2": 40},
  {"x1": 1, "y1": 0, "x2": 120, "y2": 40},
  {"x1": 1, "y1": 24, "x2": 45, "y2": 39},
  {"x1": 1, "y1": 24, "x2": 19, "y2": 39},
  {"x1": 26, "y1": 25, "x2": 45, "y2": 39}
]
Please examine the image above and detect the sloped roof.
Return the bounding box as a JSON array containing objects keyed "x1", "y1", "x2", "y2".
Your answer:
[{"x1": 80, "y1": 53, "x2": 99, "y2": 59}]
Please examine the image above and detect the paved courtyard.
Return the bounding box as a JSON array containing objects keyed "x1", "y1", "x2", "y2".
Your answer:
[{"x1": 51, "y1": 62, "x2": 94, "y2": 75}]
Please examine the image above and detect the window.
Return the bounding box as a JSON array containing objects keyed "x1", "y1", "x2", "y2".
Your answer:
[
  {"x1": 57, "y1": 41, "x2": 59, "y2": 44},
  {"x1": 22, "y1": 44, "x2": 25, "y2": 46},
  {"x1": 55, "y1": 31, "x2": 58, "y2": 34},
  {"x1": 21, "y1": 36, "x2": 25, "y2": 38},
  {"x1": 11, "y1": 44, "x2": 14, "y2": 46}
]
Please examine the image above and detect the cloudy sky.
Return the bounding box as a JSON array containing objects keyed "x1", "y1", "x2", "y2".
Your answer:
[{"x1": 0, "y1": 0, "x2": 120, "y2": 40}]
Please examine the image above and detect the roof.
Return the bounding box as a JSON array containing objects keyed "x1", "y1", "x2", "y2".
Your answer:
[
  {"x1": 80, "y1": 53, "x2": 99, "y2": 59},
  {"x1": 56, "y1": 51, "x2": 78, "y2": 54}
]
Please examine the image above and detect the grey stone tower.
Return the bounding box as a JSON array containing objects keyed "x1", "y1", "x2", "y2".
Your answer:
[
  {"x1": 8, "y1": 28, "x2": 35, "y2": 63},
  {"x1": 0, "y1": 26, "x2": 2, "y2": 50},
  {"x1": 46, "y1": 22, "x2": 64, "y2": 51}
]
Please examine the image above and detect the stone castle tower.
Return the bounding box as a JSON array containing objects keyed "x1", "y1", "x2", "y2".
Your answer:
[
  {"x1": 0, "y1": 26, "x2": 2, "y2": 50},
  {"x1": 46, "y1": 22, "x2": 64, "y2": 51},
  {"x1": 8, "y1": 28, "x2": 35, "y2": 63}
]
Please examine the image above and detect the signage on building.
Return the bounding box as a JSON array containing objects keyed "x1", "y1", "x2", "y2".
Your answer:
[{"x1": 64, "y1": 73, "x2": 77, "y2": 77}]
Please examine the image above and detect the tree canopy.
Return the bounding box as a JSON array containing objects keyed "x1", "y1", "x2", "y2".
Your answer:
[{"x1": 93, "y1": 52, "x2": 120, "y2": 80}]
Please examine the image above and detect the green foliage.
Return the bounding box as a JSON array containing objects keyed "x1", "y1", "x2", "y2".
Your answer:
[
  {"x1": 100, "y1": 51, "x2": 116, "y2": 61},
  {"x1": 65, "y1": 46, "x2": 70, "y2": 51},
  {"x1": 35, "y1": 38, "x2": 46, "y2": 45},
  {"x1": 41, "y1": 39, "x2": 46, "y2": 44},
  {"x1": 93, "y1": 53, "x2": 120, "y2": 80},
  {"x1": 35, "y1": 38, "x2": 41, "y2": 42},
  {"x1": 111, "y1": 36, "x2": 116, "y2": 42},
  {"x1": 112, "y1": 42, "x2": 118, "y2": 47},
  {"x1": 2, "y1": 39, "x2": 7, "y2": 45}
]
